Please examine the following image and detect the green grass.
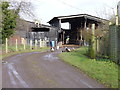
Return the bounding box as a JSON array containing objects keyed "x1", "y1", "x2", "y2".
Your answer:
[
  {"x1": 59, "y1": 47, "x2": 119, "y2": 88},
  {"x1": 0, "y1": 45, "x2": 50, "y2": 59}
]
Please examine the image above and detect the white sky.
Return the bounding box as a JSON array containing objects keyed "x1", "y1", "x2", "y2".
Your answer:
[{"x1": 7, "y1": 0, "x2": 120, "y2": 25}]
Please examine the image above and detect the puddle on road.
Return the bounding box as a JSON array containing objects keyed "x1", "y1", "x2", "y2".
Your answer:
[
  {"x1": 7, "y1": 63, "x2": 29, "y2": 88},
  {"x1": 43, "y1": 53, "x2": 59, "y2": 62}
]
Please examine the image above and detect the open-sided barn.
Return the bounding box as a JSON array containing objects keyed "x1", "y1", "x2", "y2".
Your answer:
[{"x1": 48, "y1": 14, "x2": 109, "y2": 45}]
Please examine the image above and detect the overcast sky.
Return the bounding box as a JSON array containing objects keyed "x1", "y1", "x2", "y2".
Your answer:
[{"x1": 7, "y1": 0, "x2": 120, "y2": 25}]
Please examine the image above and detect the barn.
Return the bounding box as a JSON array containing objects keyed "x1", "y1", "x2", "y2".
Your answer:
[
  {"x1": 11, "y1": 14, "x2": 108, "y2": 47},
  {"x1": 48, "y1": 14, "x2": 108, "y2": 45}
]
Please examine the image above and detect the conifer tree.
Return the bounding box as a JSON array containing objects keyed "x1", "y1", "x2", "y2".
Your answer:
[{"x1": 1, "y1": 2, "x2": 18, "y2": 44}]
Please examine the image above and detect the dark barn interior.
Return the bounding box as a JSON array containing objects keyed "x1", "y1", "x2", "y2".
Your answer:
[
  {"x1": 59, "y1": 17, "x2": 100, "y2": 44},
  {"x1": 31, "y1": 27, "x2": 50, "y2": 32},
  {"x1": 30, "y1": 27, "x2": 50, "y2": 41}
]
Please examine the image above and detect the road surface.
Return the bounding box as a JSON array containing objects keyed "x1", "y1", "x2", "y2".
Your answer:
[{"x1": 2, "y1": 49, "x2": 105, "y2": 88}]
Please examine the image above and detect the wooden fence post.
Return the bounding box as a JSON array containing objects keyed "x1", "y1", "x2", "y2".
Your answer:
[
  {"x1": 44, "y1": 40, "x2": 46, "y2": 47},
  {"x1": 43, "y1": 40, "x2": 45, "y2": 47},
  {"x1": 21, "y1": 38, "x2": 24, "y2": 45},
  {"x1": 89, "y1": 24, "x2": 96, "y2": 59},
  {"x1": 41, "y1": 40, "x2": 43, "y2": 47},
  {"x1": 5, "y1": 38, "x2": 8, "y2": 53},
  {"x1": 92, "y1": 24, "x2": 96, "y2": 57},
  {"x1": 35, "y1": 39, "x2": 37, "y2": 49},
  {"x1": 39, "y1": 39, "x2": 41, "y2": 48},
  {"x1": 30, "y1": 40, "x2": 32, "y2": 50},
  {"x1": 23, "y1": 39, "x2": 26, "y2": 50},
  {"x1": 16, "y1": 39, "x2": 18, "y2": 51},
  {"x1": 96, "y1": 36, "x2": 100, "y2": 53},
  {"x1": 21, "y1": 38, "x2": 25, "y2": 50}
]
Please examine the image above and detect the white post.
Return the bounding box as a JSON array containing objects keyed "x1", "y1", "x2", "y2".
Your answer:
[
  {"x1": 116, "y1": 15, "x2": 119, "y2": 26},
  {"x1": 45, "y1": 40, "x2": 47, "y2": 47},
  {"x1": 16, "y1": 39, "x2": 18, "y2": 51},
  {"x1": 21, "y1": 38, "x2": 24, "y2": 45},
  {"x1": 109, "y1": 22, "x2": 112, "y2": 25},
  {"x1": 23, "y1": 39, "x2": 26, "y2": 50},
  {"x1": 42, "y1": 40, "x2": 44, "y2": 47},
  {"x1": 30, "y1": 40, "x2": 32, "y2": 50},
  {"x1": 80, "y1": 30, "x2": 82, "y2": 40},
  {"x1": 43, "y1": 40, "x2": 45, "y2": 47},
  {"x1": 41, "y1": 40, "x2": 43, "y2": 47},
  {"x1": 55, "y1": 38, "x2": 57, "y2": 47},
  {"x1": 39, "y1": 39, "x2": 41, "y2": 48},
  {"x1": 35, "y1": 39, "x2": 37, "y2": 49},
  {"x1": 92, "y1": 24, "x2": 96, "y2": 58},
  {"x1": 92, "y1": 24, "x2": 95, "y2": 35},
  {"x1": 5, "y1": 38, "x2": 8, "y2": 53}
]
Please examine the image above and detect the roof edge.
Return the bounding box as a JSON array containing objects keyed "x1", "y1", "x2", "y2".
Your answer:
[{"x1": 48, "y1": 14, "x2": 109, "y2": 24}]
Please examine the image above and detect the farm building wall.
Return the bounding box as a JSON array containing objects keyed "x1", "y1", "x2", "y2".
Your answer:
[{"x1": 28, "y1": 27, "x2": 58, "y2": 46}]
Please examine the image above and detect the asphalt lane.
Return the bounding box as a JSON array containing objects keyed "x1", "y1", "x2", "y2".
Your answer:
[{"x1": 2, "y1": 49, "x2": 105, "y2": 88}]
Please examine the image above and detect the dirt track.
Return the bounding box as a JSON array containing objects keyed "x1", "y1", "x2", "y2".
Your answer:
[{"x1": 2, "y1": 49, "x2": 105, "y2": 88}]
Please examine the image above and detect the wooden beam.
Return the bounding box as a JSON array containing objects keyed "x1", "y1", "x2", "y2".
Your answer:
[
  {"x1": 80, "y1": 30, "x2": 82, "y2": 40},
  {"x1": 59, "y1": 19, "x2": 61, "y2": 31},
  {"x1": 116, "y1": 2, "x2": 119, "y2": 26},
  {"x1": 84, "y1": 17, "x2": 87, "y2": 29},
  {"x1": 63, "y1": 31, "x2": 65, "y2": 44}
]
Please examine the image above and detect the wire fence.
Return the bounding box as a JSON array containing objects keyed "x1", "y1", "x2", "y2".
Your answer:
[{"x1": 4, "y1": 37, "x2": 48, "y2": 54}]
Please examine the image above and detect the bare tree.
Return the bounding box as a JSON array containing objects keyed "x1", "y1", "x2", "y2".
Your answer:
[
  {"x1": 8, "y1": 1, "x2": 36, "y2": 40},
  {"x1": 94, "y1": 2, "x2": 118, "y2": 24},
  {"x1": 10, "y1": 1, "x2": 35, "y2": 20}
]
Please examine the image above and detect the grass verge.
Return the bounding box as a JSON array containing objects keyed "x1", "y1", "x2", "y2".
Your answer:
[
  {"x1": 0, "y1": 45, "x2": 50, "y2": 59},
  {"x1": 59, "y1": 47, "x2": 119, "y2": 88}
]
